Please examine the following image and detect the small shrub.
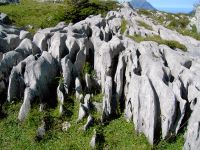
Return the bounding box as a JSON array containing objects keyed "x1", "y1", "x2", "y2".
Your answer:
[
  {"x1": 64, "y1": 0, "x2": 118, "y2": 23},
  {"x1": 177, "y1": 26, "x2": 200, "y2": 41},
  {"x1": 92, "y1": 93, "x2": 104, "y2": 102},
  {"x1": 167, "y1": 17, "x2": 190, "y2": 29},
  {"x1": 137, "y1": 20, "x2": 153, "y2": 30},
  {"x1": 164, "y1": 40, "x2": 187, "y2": 52},
  {"x1": 0, "y1": 0, "x2": 118, "y2": 32},
  {"x1": 138, "y1": 9, "x2": 152, "y2": 16},
  {"x1": 120, "y1": 18, "x2": 127, "y2": 34},
  {"x1": 128, "y1": 35, "x2": 187, "y2": 52},
  {"x1": 83, "y1": 62, "x2": 93, "y2": 75}
]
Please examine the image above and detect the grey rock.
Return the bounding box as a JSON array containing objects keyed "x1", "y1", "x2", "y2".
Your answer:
[
  {"x1": 0, "y1": 39, "x2": 33, "y2": 98},
  {"x1": 0, "y1": 34, "x2": 21, "y2": 53},
  {"x1": 140, "y1": 51, "x2": 177, "y2": 140},
  {"x1": 114, "y1": 53, "x2": 126, "y2": 107},
  {"x1": 61, "y1": 56, "x2": 74, "y2": 92},
  {"x1": 33, "y1": 32, "x2": 50, "y2": 52},
  {"x1": 49, "y1": 32, "x2": 68, "y2": 61},
  {"x1": 1, "y1": 4, "x2": 200, "y2": 149},
  {"x1": 125, "y1": 74, "x2": 157, "y2": 144},
  {"x1": 0, "y1": 52, "x2": 3, "y2": 61},
  {"x1": 83, "y1": 94, "x2": 91, "y2": 110},
  {"x1": 19, "y1": 30, "x2": 32, "y2": 40},
  {"x1": 183, "y1": 97, "x2": 200, "y2": 150},
  {"x1": 62, "y1": 121, "x2": 71, "y2": 132},
  {"x1": 75, "y1": 77, "x2": 83, "y2": 100},
  {"x1": 85, "y1": 73, "x2": 92, "y2": 91},
  {"x1": 92, "y1": 102, "x2": 103, "y2": 113},
  {"x1": 90, "y1": 129, "x2": 97, "y2": 149},
  {"x1": 0, "y1": 13, "x2": 11, "y2": 24},
  {"x1": 57, "y1": 82, "x2": 65, "y2": 115},
  {"x1": 18, "y1": 51, "x2": 58, "y2": 121},
  {"x1": 36, "y1": 120, "x2": 46, "y2": 140},
  {"x1": 74, "y1": 49, "x2": 86, "y2": 75},
  {"x1": 0, "y1": 23, "x2": 20, "y2": 35},
  {"x1": 102, "y1": 76, "x2": 113, "y2": 121},
  {"x1": 83, "y1": 115, "x2": 94, "y2": 131},
  {"x1": 7, "y1": 55, "x2": 35, "y2": 102},
  {"x1": 65, "y1": 35, "x2": 80, "y2": 62},
  {"x1": 195, "y1": 6, "x2": 200, "y2": 33},
  {"x1": 77, "y1": 103, "x2": 88, "y2": 122}
]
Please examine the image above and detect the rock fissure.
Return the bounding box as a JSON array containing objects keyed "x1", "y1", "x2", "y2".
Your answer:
[{"x1": 0, "y1": 2, "x2": 200, "y2": 149}]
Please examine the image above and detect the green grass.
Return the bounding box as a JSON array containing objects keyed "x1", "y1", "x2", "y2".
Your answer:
[
  {"x1": 103, "y1": 118, "x2": 152, "y2": 150},
  {"x1": 0, "y1": 94, "x2": 184, "y2": 149},
  {"x1": 166, "y1": 17, "x2": 190, "y2": 29},
  {"x1": 0, "y1": 0, "x2": 67, "y2": 33},
  {"x1": 120, "y1": 18, "x2": 128, "y2": 34},
  {"x1": 154, "y1": 135, "x2": 184, "y2": 150},
  {"x1": 128, "y1": 35, "x2": 187, "y2": 52},
  {"x1": 0, "y1": 98, "x2": 94, "y2": 149},
  {"x1": 137, "y1": 9, "x2": 200, "y2": 41},
  {"x1": 138, "y1": 9, "x2": 153, "y2": 16},
  {"x1": 177, "y1": 25, "x2": 200, "y2": 41},
  {"x1": 137, "y1": 20, "x2": 153, "y2": 30},
  {"x1": 83, "y1": 62, "x2": 93, "y2": 75},
  {"x1": 0, "y1": 0, "x2": 118, "y2": 33},
  {"x1": 91, "y1": 93, "x2": 103, "y2": 102}
]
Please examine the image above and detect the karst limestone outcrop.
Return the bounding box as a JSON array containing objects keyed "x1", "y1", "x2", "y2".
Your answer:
[
  {"x1": 0, "y1": 2, "x2": 200, "y2": 149},
  {"x1": 196, "y1": 6, "x2": 200, "y2": 33}
]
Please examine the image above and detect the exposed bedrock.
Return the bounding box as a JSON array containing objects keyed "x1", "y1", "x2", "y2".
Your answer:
[
  {"x1": 1, "y1": 3, "x2": 200, "y2": 148},
  {"x1": 18, "y1": 51, "x2": 58, "y2": 121}
]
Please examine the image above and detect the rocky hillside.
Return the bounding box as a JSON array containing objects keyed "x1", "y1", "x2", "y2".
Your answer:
[
  {"x1": 130, "y1": 0, "x2": 156, "y2": 10},
  {"x1": 0, "y1": 2, "x2": 200, "y2": 149}
]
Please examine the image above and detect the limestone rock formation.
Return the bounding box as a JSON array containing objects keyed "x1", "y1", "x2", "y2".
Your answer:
[
  {"x1": 0, "y1": 13, "x2": 11, "y2": 24},
  {"x1": 18, "y1": 51, "x2": 58, "y2": 121},
  {"x1": 195, "y1": 6, "x2": 200, "y2": 33},
  {"x1": 1, "y1": 3, "x2": 200, "y2": 149}
]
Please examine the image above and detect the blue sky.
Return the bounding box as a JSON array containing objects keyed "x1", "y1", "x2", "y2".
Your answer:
[{"x1": 147, "y1": 0, "x2": 197, "y2": 9}]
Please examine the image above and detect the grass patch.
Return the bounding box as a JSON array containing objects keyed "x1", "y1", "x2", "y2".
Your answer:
[
  {"x1": 103, "y1": 117, "x2": 152, "y2": 150},
  {"x1": 166, "y1": 14, "x2": 190, "y2": 29},
  {"x1": 177, "y1": 25, "x2": 200, "y2": 41},
  {"x1": 138, "y1": 9, "x2": 153, "y2": 16},
  {"x1": 120, "y1": 18, "x2": 128, "y2": 34},
  {"x1": 137, "y1": 20, "x2": 153, "y2": 30},
  {"x1": 0, "y1": 98, "x2": 94, "y2": 149},
  {"x1": 0, "y1": 0, "x2": 118, "y2": 33},
  {"x1": 129, "y1": 35, "x2": 187, "y2": 52},
  {"x1": 0, "y1": 0, "x2": 67, "y2": 33},
  {"x1": 154, "y1": 135, "x2": 184, "y2": 150},
  {"x1": 92, "y1": 93, "x2": 103, "y2": 102},
  {"x1": 83, "y1": 62, "x2": 93, "y2": 75},
  {"x1": 137, "y1": 9, "x2": 200, "y2": 41},
  {"x1": 0, "y1": 97, "x2": 184, "y2": 149}
]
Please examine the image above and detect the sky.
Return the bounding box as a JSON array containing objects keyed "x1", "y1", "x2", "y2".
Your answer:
[{"x1": 147, "y1": 0, "x2": 197, "y2": 9}]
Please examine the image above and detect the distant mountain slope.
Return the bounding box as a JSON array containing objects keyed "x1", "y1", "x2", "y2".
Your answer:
[
  {"x1": 129, "y1": 0, "x2": 156, "y2": 10},
  {"x1": 0, "y1": 0, "x2": 19, "y2": 4}
]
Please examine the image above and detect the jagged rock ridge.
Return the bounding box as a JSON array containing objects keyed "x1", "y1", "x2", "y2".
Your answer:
[
  {"x1": 0, "y1": 3, "x2": 200, "y2": 149},
  {"x1": 129, "y1": 0, "x2": 156, "y2": 10}
]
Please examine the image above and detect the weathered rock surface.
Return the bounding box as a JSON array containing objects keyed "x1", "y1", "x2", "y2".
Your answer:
[
  {"x1": 18, "y1": 51, "x2": 58, "y2": 121},
  {"x1": 1, "y1": 3, "x2": 200, "y2": 148},
  {"x1": 183, "y1": 98, "x2": 200, "y2": 150},
  {"x1": 36, "y1": 120, "x2": 46, "y2": 140},
  {"x1": 196, "y1": 6, "x2": 200, "y2": 33},
  {"x1": 62, "y1": 121, "x2": 71, "y2": 132},
  {"x1": 0, "y1": 13, "x2": 11, "y2": 24}
]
